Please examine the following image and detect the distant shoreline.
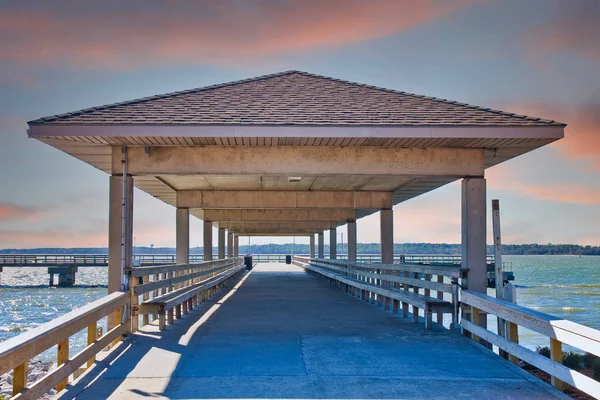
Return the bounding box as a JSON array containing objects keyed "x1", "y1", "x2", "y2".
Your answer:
[{"x1": 1, "y1": 243, "x2": 599, "y2": 256}]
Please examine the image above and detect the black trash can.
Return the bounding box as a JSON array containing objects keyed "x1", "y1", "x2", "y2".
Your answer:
[
  {"x1": 244, "y1": 254, "x2": 253, "y2": 270},
  {"x1": 285, "y1": 254, "x2": 292, "y2": 265}
]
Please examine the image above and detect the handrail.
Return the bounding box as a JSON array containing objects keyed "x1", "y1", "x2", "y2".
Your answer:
[
  {"x1": 294, "y1": 256, "x2": 460, "y2": 329},
  {"x1": 129, "y1": 256, "x2": 244, "y2": 331},
  {"x1": 461, "y1": 290, "x2": 600, "y2": 397},
  {"x1": 0, "y1": 291, "x2": 130, "y2": 399}
]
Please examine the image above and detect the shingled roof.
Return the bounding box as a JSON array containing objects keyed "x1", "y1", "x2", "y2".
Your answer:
[{"x1": 28, "y1": 71, "x2": 563, "y2": 127}]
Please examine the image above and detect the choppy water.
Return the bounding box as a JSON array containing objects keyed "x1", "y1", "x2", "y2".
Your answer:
[{"x1": 0, "y1": 255, "x2": 598, "y2": 361}]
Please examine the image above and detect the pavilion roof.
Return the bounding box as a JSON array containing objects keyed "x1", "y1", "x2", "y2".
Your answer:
[{"x1": 29, "y1": 71, "x2": 563, "y2": 127}]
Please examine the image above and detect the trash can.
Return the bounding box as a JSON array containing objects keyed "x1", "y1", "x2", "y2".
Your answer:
[
  {"x1": 285, "y1": 255, "x2": 292, "y2": 264},
  {"x1": 244, "y1": 254, "x2": 253, "y2": 270}
]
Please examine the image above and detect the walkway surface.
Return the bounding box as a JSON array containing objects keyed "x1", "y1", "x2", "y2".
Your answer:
[{"x1": 59, "y1": 264, "x2": 566, "y2": 399}]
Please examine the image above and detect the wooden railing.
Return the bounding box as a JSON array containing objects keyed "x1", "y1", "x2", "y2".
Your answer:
[
  {"x1": 0, "y1": 292, "x2": 130, "y2": 399},
  {"x1": 461, "y1": 291, "x2": 600, "y2": 398},
  {"x1": 294, "y1": 256, "x2": 463, "y2": 329},
  {"x1": 128, "y1": 257, "x2": 245, "y2": 330}
]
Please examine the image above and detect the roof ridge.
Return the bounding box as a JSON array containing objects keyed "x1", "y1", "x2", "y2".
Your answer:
[
  {"x1": 291, "y1": 71, "x2": 559, "y2": 125},
  {"x1": 29, "y1": 70, "x2": 301, "y2": 124}
]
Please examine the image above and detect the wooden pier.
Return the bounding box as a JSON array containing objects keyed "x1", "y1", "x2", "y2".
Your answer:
[{"x1": 2, "y1": 70, "x2": 580, "y2": 398}]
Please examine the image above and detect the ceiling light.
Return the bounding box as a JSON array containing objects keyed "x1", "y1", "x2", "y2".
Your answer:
[{"x1": 288, "y1": 177, "x2": 302, "y2": 182}]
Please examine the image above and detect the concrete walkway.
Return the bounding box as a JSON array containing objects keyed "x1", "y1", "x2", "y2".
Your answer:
[{"x1": 59, "y1": 264, "x2": 566, "y2": 399}]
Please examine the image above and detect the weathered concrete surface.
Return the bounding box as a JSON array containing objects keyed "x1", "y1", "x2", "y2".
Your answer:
[{"x1": 59, "y1": 264, "x2": 567, "y2": 400}]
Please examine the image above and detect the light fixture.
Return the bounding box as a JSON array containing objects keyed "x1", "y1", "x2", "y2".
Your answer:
[{"x1": 288, "y1": 177, "x2": 302, "y2": 182}]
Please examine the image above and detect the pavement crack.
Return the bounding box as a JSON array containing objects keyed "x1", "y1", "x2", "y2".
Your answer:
[{"x1": 298, "y1": 335, "x2": 309, "y2": 376}]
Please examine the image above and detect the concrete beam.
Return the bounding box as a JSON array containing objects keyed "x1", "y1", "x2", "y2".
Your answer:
[
  {"x1": 330, "y1": 228, "x2": 337, "y2": 259},
  {"x1": 235, "y1": 233, "x2": 314, "y2": 237},
  {"x1": 176, "y1": 208, "x2": 190, "y2": 264},
  {"x1": 227, "y1": 231, "x2": 234, "y2": 258},
  {"x1": 380, "y1": 209, "x2": 394, "y2": 264},
  {"x1": 233, "y1": 228, "x2": 324, "y2": 234},
  {"x1": 215, "y1": 222, "x2": 337, "y2": 231},
  {"x1": 347, "y1": 221, "x2": 357, "y2": 262},
  {"x1": 203, "y1": 221, "x2": 213, "y2": 261},
  {"x1": 194, "y1": 209, "x2": 357, "y2": 223},
  {"x1": 114, "y1": 146, "x2": 485, "y2": 176},
  {"x1": 178, "y1": 191, "x2": 392, "y2": 209},
  {"x1": 318, "y1": 232, "x2": 324, "y2": 258},
  {"x1": 218, "y1": 228, "x2": 225, "y2": 259},
  {"x1": 462, "y1": 177, "x2": 487, "y2": 293}
]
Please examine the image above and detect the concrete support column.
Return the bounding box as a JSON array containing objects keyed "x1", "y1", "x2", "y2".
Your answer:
[
  {"x1": 108, "y1": 174, "x2": 133, "y2": 329},
  {"x1": 203, "y1": 221, "x2": 213, "y2": 261},
  {"x1": 347, "y1": 220, "x2": 357, "y2": 262},
  {"x1": 380, "y1": 209, "x2": 394, "y2": 264},
  {"x1": 234, "y1": 235, "x2": 239, "y2": 256},
  {"x1": 227, "y1": 231, "x2": 234, "y2": 258},
  {"x1": 218, "y1": 228, "x2": 226, "y2": 259},
  {"x1": 309, "y1": 235, "x2": 315, "y2": 258},
  {"x1": 176, "y1": 208, "x2": 190, "y2": 264},
  {"x1": 318, "y1": 232, "x2": 324, "y2": 258},
  {"x1": 462, "y1": 177, "x2": 487, "y2": 293},
  {"x1": 329, "y1": 228, "x2": 337, "y2": 259}
]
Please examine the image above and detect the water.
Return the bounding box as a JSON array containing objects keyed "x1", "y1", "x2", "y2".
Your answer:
[{"x1": 0, "y1": 255, "x2": 598, "y2": 361}]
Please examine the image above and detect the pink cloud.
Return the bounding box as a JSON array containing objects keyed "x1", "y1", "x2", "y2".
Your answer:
[
  {"x1": 0, "y1": 1, "x2": 475, "y2": 70},
  {"x1": 0, "y1": 204, "x2": 45, "y2": 222}
]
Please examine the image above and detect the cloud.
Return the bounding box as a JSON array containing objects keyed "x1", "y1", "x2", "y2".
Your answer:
[
  {"x1": 0, "y1": 228, "x2": 107, "y2": 248},
  {"x1": 0, "y1": 1, "x2": 474, "y2": 71},
  {"x1": 494, "y1": 101, "x2": 600, "y2": 171},
  {"x1": 526, "y1": 0, "x2": 600, "y2": 64},
  {"x1": 0, "y1": 204, "x2": 45, "y2": 221},
  {"x1": 487, "y1": 166, "x2": 600, "y2": 205}
]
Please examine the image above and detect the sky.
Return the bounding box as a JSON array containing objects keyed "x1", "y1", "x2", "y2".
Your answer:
[{"x1": 0, "y1": 0, "x2": 599, "y2": 249}]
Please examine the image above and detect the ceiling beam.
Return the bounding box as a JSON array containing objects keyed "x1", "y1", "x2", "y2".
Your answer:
[
  {"x1": 214, "y1": 221, "x2": 337, "y2": 230},
  {"x1": 192, "y1": 208, "x2": 356, "y2": 222},
  {"x1": 114, "y1": 146, "x2": 484, "y2": 177},
  {"x1": 177, "y1": 190, "x2": 392, "y2": 209}
]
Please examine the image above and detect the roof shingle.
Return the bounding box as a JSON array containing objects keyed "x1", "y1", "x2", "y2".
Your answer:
[{"x1": 28, "y1": 71, "x2": 563, "y2": 127}]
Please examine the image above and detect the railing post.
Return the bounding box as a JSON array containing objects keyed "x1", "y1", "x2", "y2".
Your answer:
[
  {"x1": 130, "y1": 274, "x2": 139, "y2": 333},
  {"x1": 550, "y1": 338, "x2": 564, "y2": 391},
  {"x1": 57, "y1": 338, "x2": 69, "y2": 392},
  {"x1": 12, "y1": 362, "x2": 27, "y2": 396},
  {"x1": 87, "y1": 322, "x2": 97, "y2": 368},
  {"x1": 471, "y1": 306, "x2": 480, "y2": 343}
]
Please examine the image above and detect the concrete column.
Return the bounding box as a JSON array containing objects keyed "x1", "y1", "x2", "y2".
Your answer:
[
  {"x1": 176, "y1": 208, "x2": 190, "y2": 264},
  {"x1": 218, "y1": 228, "x2": 225, "y2": 259},
  {"x1": 462, "y1": 177, "x2": 487, "y2": 293},
  {"x1": 380, "y1": 209, "x2": 393, "y2": 264},
  {"x1": 318, "y1": 232, "x2": 324, "y2": 258},
  {"x1": 347, "y1": 220, "x2": 357, "y2": 262},
  {"x1": 108, "y1": 174, "x2": 133, "y2": 330},
  {"x1": 227, "y1": 231, "x2": 234, "y2": 258},
  {"x1": 234, "y1": 235, "x2": 239, "y2": 256},
  {"x1": 203, "y1": 221, "x2": 213, "y2": 261},
  {"x1": 309, "y1": 235, "x2": 315, "y2": 258},
  {"x1": 329, "y1": 228, "x2": 337, "y2": 259}
]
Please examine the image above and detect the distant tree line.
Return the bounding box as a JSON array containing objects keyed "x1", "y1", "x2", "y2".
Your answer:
[{"x1": 1, "y1": 243, "x2": 600, "y2": 255}]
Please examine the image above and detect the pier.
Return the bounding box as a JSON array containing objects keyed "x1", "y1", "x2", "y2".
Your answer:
[{"x1": 3, "y1": 71, "x2": 598, "y2": 399}]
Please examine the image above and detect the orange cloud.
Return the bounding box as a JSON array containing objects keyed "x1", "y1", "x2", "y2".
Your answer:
[
  {"x1": 0, "y1": 204, "x2": 44, "y2": 221},
  {"x1": 488, "y1": 167, "x2": 600, "y2": 205},
  {"x1": 0, "y1": 229, "x2": 107, "y2": 248},
  {"x1": 0, "y1": 1, "x2": 474, "y2": 70},
  {"x1": 494, "y1": 102, "x2": 600, "y2": 171}
]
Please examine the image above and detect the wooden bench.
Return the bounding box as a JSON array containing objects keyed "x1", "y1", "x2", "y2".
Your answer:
[
  {"x1": 293, "y1": 257, "x2": 462, "y2": 330},
  {"x1": 129, "y1": 257, "x2": 245, "y2": 331}
]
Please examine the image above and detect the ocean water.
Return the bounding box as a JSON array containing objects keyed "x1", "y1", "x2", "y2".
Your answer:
[{"x1": 0, "y1": 255, "x2": 598, "y2": 361}]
